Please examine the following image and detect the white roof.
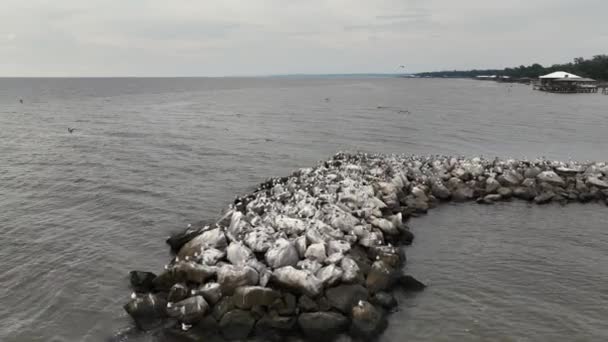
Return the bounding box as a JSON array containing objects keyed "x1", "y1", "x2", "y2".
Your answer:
[{"x1": 539, "y1": 71, "x2": 581, "y2": 79}]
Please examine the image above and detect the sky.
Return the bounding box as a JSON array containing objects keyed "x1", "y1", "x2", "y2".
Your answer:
[{"x1": 0, "y1": 0, "x2": 606, "y2": 77}]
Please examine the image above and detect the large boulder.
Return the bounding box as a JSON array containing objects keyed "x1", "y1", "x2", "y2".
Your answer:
[
  {"x1": 316, "y1": 264, "x2": 344, "y2": 287},
  {"x1": 217, "y1": 265, "x2": 259, "y2": 295},
  {"x1": 350, "y1": 301, "x2": 387, "y2": 339},
  {"x1": 587, "y1": 176, "x2": 608, "y2": 189},
  {"x1": 167, "y1": 283, "x2": 189, "y2": 302},
  {"x1": 123, "y1": 293, "x2": 168, "y2": 330},
  {"x1": 325, "y1": 284, "x2": 369, "y2": 313},
  {"x1": 177, "y1": 227, "x2": 227, "y2": 258},
  {"x1": 366, "y1": 261, "x2": 395, "y2": 293},
  {"x1": 537, "y1": 171, "x2": 565, "y2": 186},
  {"x1": 298, "y1": 312, "x2": 349, "y2": 340},
  {"x1": 166, "y1": 295, "x2": 209, "y2": 324},
  {"x1": 271, "y1": 266, "x2": 323, "y2": 297},
  {"x1": 194, "y1": 282, "x2": 222, "y2": 305},
  {"x1": 219, "y1": 309, "x2": 256, "y2": 340},
  {"x1": 226, "y1": 242, "x2": 254, "y2": 266},
  {"x1": 370, "y1": 292, "x2": 397, "y2": 310},
  {"x1": 340, "y1": 256, "x2": 361, "y2": 283},
  {"x1": 233, "y1": 286, "x2": 281, "y2": 309},
  {"x1": 305, "y1": 243, "x2": 327, "y2": 263},
  {"x1": 266, "y1": 238, "x2": 300, "y2": 269},
  {"x1": 174, "y1": 262, "x2": 216, "y2": 284}
]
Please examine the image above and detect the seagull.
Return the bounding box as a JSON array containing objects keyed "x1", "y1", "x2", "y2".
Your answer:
[
  {"x1": 19, "y1": 99, "x2": 23, "y2": 104},
  {"x1": 68, "y1": 128, "x2": 76, "y2": 134}
]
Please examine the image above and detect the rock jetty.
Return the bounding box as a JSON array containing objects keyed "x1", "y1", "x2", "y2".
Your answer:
[{"x1": 124, "y1": 152, "x2": 608, "y2": 341}]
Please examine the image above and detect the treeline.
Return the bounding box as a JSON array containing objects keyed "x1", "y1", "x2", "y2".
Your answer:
[{"x1": 416, "y1": 55, "x2": 608, "y2": 81}]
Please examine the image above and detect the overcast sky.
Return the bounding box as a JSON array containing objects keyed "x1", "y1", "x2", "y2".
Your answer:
[{"x1": 0, "y1": 0, "x2": 606, "y2": 76}]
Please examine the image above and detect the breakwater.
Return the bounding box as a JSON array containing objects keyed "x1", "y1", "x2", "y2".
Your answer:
[{"x1": 124, "y1": 152, "x2": 608, "y2": 341}]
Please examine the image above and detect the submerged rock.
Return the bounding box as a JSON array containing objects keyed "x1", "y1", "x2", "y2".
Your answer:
[{"x1": 350, "y1": 301, "x2": 387, "y2": 339}]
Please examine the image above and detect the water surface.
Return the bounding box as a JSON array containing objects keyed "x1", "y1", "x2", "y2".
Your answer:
[{"x1": 0, "y1": 77, "x2": 607, "y2": 341}]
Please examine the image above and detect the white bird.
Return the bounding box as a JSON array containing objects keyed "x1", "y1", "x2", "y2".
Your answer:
[{"x1": 130, "y1": 292, "x2": 136, "y2": 299}]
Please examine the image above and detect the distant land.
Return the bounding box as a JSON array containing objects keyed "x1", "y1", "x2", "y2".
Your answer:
[{"x1": 415, "y1": 54, "x2": 608, "y2": 81}]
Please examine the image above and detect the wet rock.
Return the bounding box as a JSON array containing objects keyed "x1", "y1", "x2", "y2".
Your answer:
[
  {"x1": 167, "y1": 283, "x2": 189, "y2": 302},
  {"x1": 255, "y1": 314, "x2": 297, "y2": 337},
  {"x1": 266, "y1": 238, "x2": 300, "y2": 269},
  {"x1": 452, "y1": 186, "x2": 474, "y2": 202},
  {"x1": 325, "y1": 284, "x2": 369, "y2": 313},
  {"x1": 497, "y1": 187, "x2": 513, "y2": 198},
  {"x1": 371, "y1": 292, "x2": 397, "y2": 310},
  {"x1": 305, "y1": 243, "x2": 327, "y2": 263},
  {"x1": 478, "y1": 194, "x2": 501, "y2": 204},
  {"x1": 195, "y1": 282, "x2": 222, "y2": 305},
  {"x1": 298, "y1": 295, "x2": 319, "y2": 312},
  {"x1": 485, "y1": 177, "x2": 500, "y2": 193},
  {"x1": 166, "y1": 295, "x2": 209, "y2": 324},
  {"x1": 513, "y1": 186, "x2": 536, "y2": 200},
  {"x1": 272, "y1": 266, "x2": 323, "y2": 297},
  {"x1": 129, "y1": 270, "x2": 156, "y2": 293},
  {"x1": 212, "y1": 296, "x2": 235, "y2": 321},
  {"x1": 233, "y1": 286, "x2": 281, "y2": 309},
  {"x1": 316, "y1": 264, "x2": 343, "y2": 287},
  {"x1": 174, "y1": 262, "x2": 216, "y2": 284},
  {"x1": 371, "y1": 218, "x2": 399, "y2": 235},
  {"x1": 350, "y1": 301, "x2": 387, "y2": 339},
  {"x1": 273, "y1": 292, "x2": 297, "y2": 316},
  {"x1": 124, "y1": 293, "x2": 168, "y2": 330},
  {"x1": 219, "y1": 309, "x2": 256, "y2": 340},
  {"x1": 537, "y1": 171, "x2": 565, "y2": 186},
  {"x1": 178, "y1": 227, "x2": 227, "y2": 258},
  {"x1": 298, "y1": 312, "x2": 349, "y2": 340},
  {"x1": 217, "y1": 265, "x2": 259, "y2": 295},
  {"x1": 534, "y1": 191, "x2": 555, "y2": 204},
  {"x1": 431, "y1": 180, "x2": 451, "y2": 200},
  {"x1": 397, "y1": 274, "x2": 426, "y2": 292},
  {"x1": 368, "y1": 245, "x2": 401, "y2": 268}
]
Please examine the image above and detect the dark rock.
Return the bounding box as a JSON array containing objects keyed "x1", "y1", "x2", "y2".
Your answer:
[
  {"x1": 350, "y1": 301, "x2": 387, "y2": 340},
  {"x1": 370, "y1": 292, "x2": 397, "y2": 310},
  {"x1": 123, "y1": 293, "x2": 168, "y2": 330},
  {"x1": 397, "y1": 274, "x2": 426, "y2": 292},
  {"x1": 431, "y1": 180, "x2": 451, "y2": 200},
  {"x1": 451, "y1": 186, "x2": 474, "y2": 202},
  {"x1": 212, "y1": 296, "x2": 235, "y2": 321},
  {"x1": 151, "y1": 270, "x2": 177, "y2": 292},
  {"x1": 195, "y1": 282, "x2": 222, "y2": 305},
  {"x1": 534, "y1": 191, "x2": 555, "y2": 204},
  {"x1": 166, "y1": 295, "x2": 209, "y2": 324},
  {"x1": 217, "y1": 265, "x2": 259, "y2": 295},
  {"x1": 270, "y1": 292, "x2": 297, "y2": 316},
  {"x1": 497, "y1": 187, "x2": 513, "y2": 198},
  {"x1": 365, "y1": 261, "x2": 395, "y2": 293},
  {"x1": 500, "y1": 170, "x2": 523, "y2": 186},
  {"x1": 166, "y1": 227, "x2": 202, "y2": 253},
  {"x1": 298, "y1": 295, "x2": 319, "y2": 312},
  {"x1": 174, "y1": 262, "x2": 216, "y2": 284},
  {"x1": 325, "y1": 284, "x2": 369, "y2": 313},
  {"x1": 129, "y1": 271, "x2": 156, "y2": 293},
  {"x1": 219, "y1": 309, "x2": 256, "y2": 340},
  {"x1": 513, "y1": 186, "x2": 536, "y2": 200},
  {"x1": 316, "y1": 296, "x2": 332, "y2": 311},
  {"x1": 397, "y1": 227, "x2": 414, "y2": 245},
  {"x1": 367, "y1": 245, "x2": 402, "y2": 268},
  {"x1": 256, "y1": 313, "x2": 297, "y2": 332},
  {"x1": 167, "y1": 283, "x2": 189, "y2": 302},
  {"x1": 347, "y1": 246, "x2": 372, "y2": 276},
  {"x1": 233, "y1": 286, "x2": 281, "y2": 309},
  {"x1": 298, "y1": 312, "x2": 349, "y2": 340}
]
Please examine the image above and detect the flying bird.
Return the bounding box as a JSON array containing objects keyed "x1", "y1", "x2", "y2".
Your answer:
[
  {"x1": 68, "y1": 128, "x2": 76, "y2": 134},
  {"x1": 19, "y1": 99, "x2": 23, "y2": 104}
]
